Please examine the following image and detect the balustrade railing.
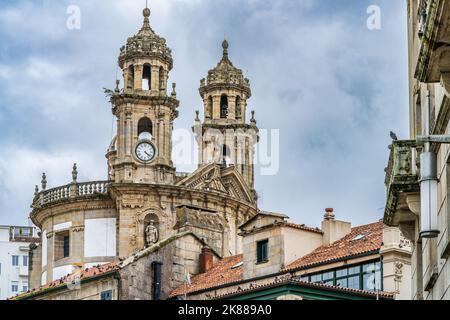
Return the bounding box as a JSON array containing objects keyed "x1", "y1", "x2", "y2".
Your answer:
[{"x1": 32, "y1": 180, "x2": 109, "y2": 208}]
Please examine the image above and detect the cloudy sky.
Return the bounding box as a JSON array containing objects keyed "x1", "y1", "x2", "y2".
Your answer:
[{"x1": 0, "y1": 0, "x2": 409, "y2": 228}]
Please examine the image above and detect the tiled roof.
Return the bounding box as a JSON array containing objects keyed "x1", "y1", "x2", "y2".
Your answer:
[
  {"x1": 10, "y1": 262, "x2": 118, "y2": 300},
  {"x1": 285, "y1": 223, "x2": 323, "y2": 234},
  {"x1": 169, "y1": 254, "x2": 244, "y2": 298},
  {"x1": 171, "y1": 221, "x2": 384, "y2": 298},
  {"x1": 214, "y1": 277, "x2": 394, "y2": 300},
  {"x1": 283, "y1": 221, "x2": 383, "y2": 272}
]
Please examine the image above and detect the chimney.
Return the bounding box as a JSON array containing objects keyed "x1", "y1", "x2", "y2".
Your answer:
[
  {"x1": 321, "y1": 208, "x2": 352, "y2": 246},
  {"x1": 199, "y1": 246, "x2": 214, "y2": 273}
]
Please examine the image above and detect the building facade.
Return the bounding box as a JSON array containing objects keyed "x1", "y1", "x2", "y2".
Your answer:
[
  {"x1": 9, "y1": 6, "x2": 412, "y2": 301},
  {"x1": 384, "y1": 0, "x2": 450, "y2": 300},
  {"x1": 0, "y1": 225, "x2": 38, "y2": 299}
]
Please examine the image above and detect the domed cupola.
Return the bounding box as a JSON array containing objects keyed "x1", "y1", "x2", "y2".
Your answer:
[
  {"x1": 118, "y1": 7, "x2": 173, "y2": 96},
  {"x1": 118, "y1": 7, "x2": 173, "y2": 71},
  {"x1": 200, "y1": 40, "x2": 251, "y2": 99}
]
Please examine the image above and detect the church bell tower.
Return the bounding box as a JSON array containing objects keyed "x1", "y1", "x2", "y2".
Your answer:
[
  {"x1": 193, "y1": 39, "x2": 259, "y2": 192},
  {"x1": 106, "y1": 7, "x2": 179, "y2": 184}
]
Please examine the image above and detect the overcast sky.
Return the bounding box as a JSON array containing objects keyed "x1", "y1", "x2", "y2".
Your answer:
[{"x1": 0, "y1": 0, "x2": 409, "y2": 228}]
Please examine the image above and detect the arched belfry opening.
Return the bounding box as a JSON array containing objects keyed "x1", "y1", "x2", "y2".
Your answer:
[
  {"x1": 127, "y1": 65, "x2": 135, "y2": 89},
  {"x1": 142, "y1": 64, "x2": 151, "y2": 91},
  {"x1": 220, "y1": 95, "x2": 228, "y2": 119},
  {"x1": 138, "y1": 117, "x2": 153, "y2": 140}
]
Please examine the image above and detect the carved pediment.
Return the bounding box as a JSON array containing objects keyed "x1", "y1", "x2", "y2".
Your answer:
[{"x1": 176, "y1": 164, "x2": 254, "y2": 204}]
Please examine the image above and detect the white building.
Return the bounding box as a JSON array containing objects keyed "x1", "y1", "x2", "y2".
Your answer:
[{"x1": 0, "y1": 225, "x2": 39, "y2": 300}]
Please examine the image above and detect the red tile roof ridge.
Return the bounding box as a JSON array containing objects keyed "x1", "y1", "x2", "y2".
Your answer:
[
  {"x1": 212, "y1": 277, "x2": 394, "y2": 300},
  {"x1": 10, "y1": 262, "x2": 118, "y2": 300},
  {"x1": 283, "y1": 221, "x2": 384, "y2": 272}
]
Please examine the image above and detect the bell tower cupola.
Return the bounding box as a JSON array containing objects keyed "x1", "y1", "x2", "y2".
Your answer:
[
  {"x1": 106, "y1": 7, "x2": 179, "y2": 184},
  {"x1": 194, "y1": 39, "x2": 259, "y2": 191}
]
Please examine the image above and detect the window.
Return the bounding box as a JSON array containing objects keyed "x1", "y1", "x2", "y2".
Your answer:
[
  {"x1": 222, "y1": 144, "x2": 231, "y2": 166},
  {"x1": 301, "y1": 260, "x2": 383, "y2": 292},
  {"x1": 11, "y1": 282, "x2": 18, "y2": 293},
  {"x1": 101, "y1": 290, "x2": 113, "y2": 300},
  {"x1": 220, "y1": 95, "x2": 228, "y2": 118},
  {"x1": 22, "y1": 283, "x2": 28, "y2": 292},
  {"x1": 12, "y1": 255, "x2": 19, "y2": 266},
  {"x1": 63, "y1": 236, "x2": 70, "y2": 258},
  {"x1": 138, "y1": 117, "x2": 153, "y2": 140},
  {"x1": 22, "y1": 255, "x2": 28, "y2": 267},
  {"x1": 54, "y1": 231, "x2": 70, "y2": 261},
  {"x1": 256, "y1": 239, "x2": 269, "y2": 263},
  {"x1": 142, "y1": 64, "x2": 151, "y2": 91}
]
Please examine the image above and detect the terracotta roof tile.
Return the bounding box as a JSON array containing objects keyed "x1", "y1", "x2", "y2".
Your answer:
[
  {"x1": 283, "y1": 221, "x2": 383, "y2": 271},
  {"x1": 171, "y1": 221, "x2": 384, "y2": 298},
  {"x1": 169, "y1": 254, "x2": 244, "y2": 297},
  {"x1": 214, "y1": 278, "x2": 394, "y2": 300},
  {"x1": 11, "y1": 262, "x2": 118, "y2": 300},
  {"x1": 284, "y1": 223, "x2": 323, "y2": 234}
]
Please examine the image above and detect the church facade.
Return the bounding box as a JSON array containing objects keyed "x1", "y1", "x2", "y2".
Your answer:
[{"x1": 25, "y1": 7, "x2": 258, "y2": 296}]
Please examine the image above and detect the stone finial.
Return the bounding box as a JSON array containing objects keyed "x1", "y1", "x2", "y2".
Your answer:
[
  {"x1": 222, "y1": 37, "x2": 229, "y2": 58},
  {"x1": 195, "y1": 110, "x2": 200, "y2": 121},
  {"x1": 115, "y1": 79, "x2": 120, "y2": 93},
  {"x1": 72, "y1": 163, "x2": 78, "y2": 183},
  {"x1": 324, "y1": 208, "x2": 335, "y2": 221},
  {"x1": 141, "y1": 6, "x2": 151, "y2": 31},
  {"x1": 34, "y1": 185, "x2": 39, "y2": 196},
  {"x1": 171, "y1": 83, "x2": 177, "y2": 97},
  {"x1": 41, "y1": 173, "x2": 47, "y2": 191},
  {"x1": 250, "y1": 111, "x2": 257, "y2": 124}
]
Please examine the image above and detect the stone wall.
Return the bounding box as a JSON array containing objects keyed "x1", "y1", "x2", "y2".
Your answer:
[{"x1": 119, "y1": 233, "x2": 215, "y2": 300}]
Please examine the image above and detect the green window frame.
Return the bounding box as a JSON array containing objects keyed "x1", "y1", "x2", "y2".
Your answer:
[
  {"x1": 256, "y1": 239, "x2": 269, "y2": 264},
  {"x1": 301, "y1": 259, "x2": 383, "y2": 292}
]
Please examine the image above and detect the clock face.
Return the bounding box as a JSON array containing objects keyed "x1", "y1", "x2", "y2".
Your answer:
[{"x1": 135, "y1": 141, "x2": 156, "y2": 163}]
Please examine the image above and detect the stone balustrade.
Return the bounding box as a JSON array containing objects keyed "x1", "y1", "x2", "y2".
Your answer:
[{"x1": 32, "y1": 181, "x2": 110, "y2": 208}]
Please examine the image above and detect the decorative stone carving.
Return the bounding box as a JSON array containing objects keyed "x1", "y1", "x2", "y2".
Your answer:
[
  {"x1": 394, "y1": 261, "x2": 403, "y2": 283},
  {"x1": 145, "y1": 220, "x2": 159, "y2": 245}
]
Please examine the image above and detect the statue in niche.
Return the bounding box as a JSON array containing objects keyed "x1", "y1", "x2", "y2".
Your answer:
[{"x1": 145, "y1": 220, "x2": 159, "y2": 245}]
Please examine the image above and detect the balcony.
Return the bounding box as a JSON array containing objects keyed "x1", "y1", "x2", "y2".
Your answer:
[{"x1": 384, "y1": 140, "x2": 422, "y2": 229}]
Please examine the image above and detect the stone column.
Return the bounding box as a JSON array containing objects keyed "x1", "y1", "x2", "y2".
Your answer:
[
  {"x1": 151, "y1": 66, "x2": 160, "y2": 95},
  {"x1": 134, "y1": 65, "x2": 143, "y2": 90}
]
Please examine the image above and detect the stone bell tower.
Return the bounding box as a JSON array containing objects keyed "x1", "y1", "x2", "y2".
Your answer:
[
  {"x1": 193, "y1": 39, "x2": 259, "y2": 191},
  {"x1": 106, "y1": 7, "x2": 179, "y2": 184}
]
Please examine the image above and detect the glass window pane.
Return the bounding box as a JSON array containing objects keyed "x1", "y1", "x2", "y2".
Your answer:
[
  {"x1": 348, "y1": 275, "x2": 360, "y2": 289},
  {"x1": 363, "y1": 273, "x2": 381, "y2": 291},
  {"x1": 363, "y1": 262, "x2": 375, "y2": 273},
  {"x1": 348, "y1": 266, "x2": 360, "y2": 275},
  {"x1": 336, "y1": 268, "x2": 348, "y2": 277},
  {"x1": 311, "y1": 274, "x2": 322, "y2": 282},
  {"x1": 322, "y1": 271, "x2": 334, "y2": 280},
  {"x1": 336, "y1": 278, "x2": 348, "y2": 288}
]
